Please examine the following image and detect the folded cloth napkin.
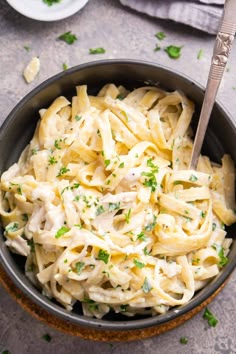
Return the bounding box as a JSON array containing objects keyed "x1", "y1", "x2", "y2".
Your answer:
[{"x1": 119, "y1": 0, "x2": 225, "y2": 34}]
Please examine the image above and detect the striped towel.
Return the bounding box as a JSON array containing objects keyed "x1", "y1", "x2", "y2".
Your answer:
[{"x1": 119, "y1": 0, "x2": 224, "y2": 34}]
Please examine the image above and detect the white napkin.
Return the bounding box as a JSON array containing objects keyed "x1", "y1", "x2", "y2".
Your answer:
[{"x1": 119, "y1": 0, "x2": 225, "y2": 34}]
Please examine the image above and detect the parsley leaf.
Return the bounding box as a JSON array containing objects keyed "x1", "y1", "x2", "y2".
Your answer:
[
  {"x1": 58, "y1": 31, "x2": 77, "y2": 45},
  {"x1": 55, "y1": 226, "x2": 70, "y2": 238},
  {"x1": 96, "y1": 205, "x2": 105, "y2": 216},
  {"x1": 42, "y1": 333, "x2": 52, "y2": 342},
  {"x1": 75, "y1": 115, "x2": 82, "y2": 121},
  {"x1": 212, "y1": 243, "x2": 228, "y2": 268},
  {"x1": 180, "y1": 337, "x2": 188, "y2": 344},
  {"x1": 165, "y1": 45, "x2": 183, "y2": 59},
  {"x1": 104, "y1": 159, "x2": 110, "y2": 167},
  {"x1": 5, "y1": 222, "x2": 19, "y2": 233},
  {"x1": 154, "y1": 44, "x2": 161, "y2": 52},
  {"x1": 97, "y1": 249, "x2": 110, "y2": 264},
  {"x1": 75, "y1": 262, "x2": 85, "y2": 275},
  {"x1": 57, "y1": 166, "x2": 70, "y2": 177},
  {"x1": 197, "y1": 49, "x2": 203, "y2": 60},
  {"x1": 142, "y1": 277, "x2": 153, "y2": 293},
  {"x1": 203, "y1": 307, "x2": 218, "y2": 327},
  {"x1": 124, "y1": 209, "x2": 131, "y2": 224},
  {"x1": 133, "y1": 259, "x2": 145, "y2": 269},
  {"x1": 24, "y1": 45, "x2": 30, "y2": 52},
  {"x1": 136, "y1": 231, "x2": 147, "y2": 241},
  {"x1": 155, "y1": 31, "x2": 166, "y2": 40},
  {"x1": 143, "y1": 246, "x2": 151, "y2": 256},
  {"x1": 118, "y1": 162, "x2": 125, "y2": 168},
  {"x1": 48, "y1": 156, "x2": 58, "y2": 165},
  {"x1": 62, "y1": 63, "x2": 68, "y2": 71},
  {"x1": 144, "y1": 215, "x2": 157, "y2": 232},
  {"x1": 189, "y1": 174, "x2": 198, "y2": 182},
  {"x1": 108, "y1": 202, "x2": 120, "y2": 212},
  {"x1": 89, "y1": 47, "x2": 106, "y2": 54}
]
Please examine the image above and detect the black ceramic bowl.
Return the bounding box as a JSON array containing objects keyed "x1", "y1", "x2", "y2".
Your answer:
[{"x1": 0, "y1": 60, "x2": 236, "y2": 333}]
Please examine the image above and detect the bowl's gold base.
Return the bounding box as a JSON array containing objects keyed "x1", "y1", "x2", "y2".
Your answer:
[{"x1": 0, "y1": 265, "x2": 226, "y2": 342}]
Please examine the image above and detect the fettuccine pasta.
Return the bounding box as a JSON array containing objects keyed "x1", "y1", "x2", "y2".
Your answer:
[{"x1": 0, "y1": 84, "x2": 235, "y2": 318}]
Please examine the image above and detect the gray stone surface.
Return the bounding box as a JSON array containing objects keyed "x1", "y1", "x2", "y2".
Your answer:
[{"x1": 0, "y1": 0, "x2": 236, "y2": 353}]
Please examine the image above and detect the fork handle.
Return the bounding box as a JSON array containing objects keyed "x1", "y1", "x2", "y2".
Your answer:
[{"x1": 189, "y1": 0, "x2": 236, "y2": 170}]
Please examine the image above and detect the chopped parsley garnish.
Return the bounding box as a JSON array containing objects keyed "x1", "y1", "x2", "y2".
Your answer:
[
  {"x1": 57, "y1": 166, "x2": 70, "y2": 177},
  {"x1": 180, "y1": 337, "x2": 188, "y2": 344},
  {"x1": 141, "y1": 159, "x2": 159, "y2": 192},
  {"x1": 124, "y1": 209, "x2": 131, "y2": 224},
  {"x1": 192, "y1": 258, "x2": 200, "y2": 265},
  {"x1": 155, "y1": 31, "x2": 166, "y2": 40},
  {"x1": 5, "y1": 222, "x2": 19, "y2": 233},
  {"x1": 96, "y1": 205, "x2": 105, "y2": 216},
  {"x1": 118, "y1": 162, "x2": 125, "y2": 168},
  {"x1": 203, "y1": 307, "x2": 218, "y2": 327},
  {"x1": 120, "y1": 304, "x2": 128, "y2": 312},
  {"x1": 24, "y1": 45, "x2": 30, "y2": 51},
  {"x1": 75, "y1": 262, "x2": 85, "y2": 275},
  {"x1": 27, "y1": 239, "x2": 35, "y2": 252},
  {"x1": 143, "y1": 246, "x2": 151, "y2": 255},
  {"x1": 154, "y1": 44, "x2": 161, "y2": 52},
  {"x1": 97, "y1": 249, "x2": 110, "y2": 264},
  {"x1": 89, "y1": 47, "x2": 106, "y2": 54},
  {"x1": 108, "y1": 202, "x2": 120, "y2": 212},
  {"x1": 189, "y1": 174, "x2": 198, "y2": 182},
  {"x1": 144, "y1": 215, "x2": 157, "y2": 232},
  {"x1": 75, "y1": 115, "x2": 82, "y2": 121},
  {"x1": 116, "y1": 93, "x2": 126, "y2": 100},
  {"x1": 142, "y1": 277, "x2": 153, "y2": 293},
  {"x1": 165, "y1": 45, "x2": 183, "y2": 59},
  {"x1": 212, "y1": 243, "x2": 228, "y2": 267},
  {"x1": 133, "y1": 259, "x2": 145, "y2": 269},
  {"x1": 55, "y1": 226, "x2": 70, "y2": 238},
  {"x1": 42, "y1": 333, "x2": 52, "y2": 342},
  {"x1": 197, "y1": 49, "x2": 203, "y2": 60},
  {"x1": 104, "y1": 159, "x2": 110, "y2": 167},
  {"x1": 54, "y1": 139, "x2": 63, "y2": 149},
  {"x1": 83, "y1": 298, "x2": 99, "y2": 311},
  {"x1": 31, "y1": 148, "x2": 38, "y2": 155},
  {"x1": 48, "y1": 156, "x2": 58, "y2": 165},
  {"x1": 58, "y1": 31, "x2": 77, "y2": 45},
  {"x1": 22, "y1": 213, "x2": 28, "y2": 222},
  {"x1": 136, "y1": 231, "x2": 147, "y2": 241},
  {"x1": 201, "y1": 211, "x2": 206, "y2": 218},
  {"x1": 212, "y1": 222, "x2": 217, "y2": 231},
  {"x1": 62, "y1": 63, "x2": 68, "y2": 71}
]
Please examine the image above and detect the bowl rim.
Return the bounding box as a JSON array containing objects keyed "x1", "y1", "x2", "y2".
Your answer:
[{"x1": 0, "y1": 59, "x2": 236, "y2": 331}]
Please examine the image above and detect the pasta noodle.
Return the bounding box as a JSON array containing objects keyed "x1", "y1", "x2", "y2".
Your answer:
[{"x1": 1, "y1": 84, "x2": 235, "y2": 318}]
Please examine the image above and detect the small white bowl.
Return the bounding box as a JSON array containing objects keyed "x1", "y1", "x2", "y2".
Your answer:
[{"x1": 6, "y1": 0, "x2": 89, "y2": 21}]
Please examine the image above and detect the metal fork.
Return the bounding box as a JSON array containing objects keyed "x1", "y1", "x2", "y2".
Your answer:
[{"x1": 189, "y1": 0, "x2": 236, "y2": 170}]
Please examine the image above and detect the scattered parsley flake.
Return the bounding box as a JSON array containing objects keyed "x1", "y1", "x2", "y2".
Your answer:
[
  {"x1": 118, "y1": 162, "x2": 125, "y2": 168},
  {"x1": 203, "y1": 307, "x2": 218, "y2": 327},
  {"x1": 133, "y1": 259, "x2": 145, "y2": 269},
  {"x1": 154, "y1": 44, "x2": 161, "y2": 52},
  {"x1": 144, "y1": 215, "x2": 157, "y2": 231},
  {"x1": 212, "y1": 243, "x2": 228, "y2": 267},
  {"x1": 180, "y1": 337, "x2": 188, "y2": 344},
  {"x1": 197, "y1": 49, "x2": 203, "y2": 60},
  {"x1": 96, "y1": 205, "x2": 105, "y2": 216},
  {"x1": 136, "y1": 231, "x2": 147, "y2": 241},
  {"x1": 143, "y1": 246, "x2": 151, "y2": 255},
  {"x1": 173, "y1": 180, "x2": 182, "y2": 185},
  {"x1": 5, "y1": 222, "x2": 19, "y2": 233},
  {"x1": 189, "y1": 174, "x2": 198, "y2": 182},
  {"x1": 62, "y1": 63, "x2": 68, "y2": 71},
  {"x1": 22, "y1": 213, "x2": 28, "y2": 222},
  {"x1": 55, "y1": 226, "x2": 70, "y2": 238},
  {"x1": 201, "y1": 211, "x2": 206, "y2": 218},
  {"x1": 89, "y1": 47, "x2": 106, "y2": 54},
  {"x1": 142, "y1": 277, "x2": 153, "y2": 293},
  {"x1": 120, "y1": 304, "x2": 128, "y2": 312},
  {"x1": 165, "y1": 45, "x2": 183, "y2": 59},
  {"x1": 57, "y1": 166, "x2": 70, "y2": 177},
  {"x1": 54, "y1": 139, "x2": 62, "y2": 149},
  {"x1": 42, "y1": 333, "x2": 52, "y2": 342},
  {"x1": 48, "y1": 156, "x2": 58, "y2": 165},
  {"x1": 24, "y1": 45, "x2": 30, "y2": 52},
  {"x1": 104, "y1": 159, "x2": 110, "y2": 167},
  {"x1": 108, "y1": 202, "x2": 120, "y2": 212},
  {"x1": 75, "y1": 115, "x2": 82, "y2": 121},
  {"x1": 212, "y1": 222, "x2": 217, "y2": 231},
  {"x1": 155, "y1": 31, "x2": 166, "y2": 40},
  {"x1": 97, "y1": 249, "x2": 110, "y2": 264},
  {"x1": 124, "y1": 209, "x2": 131, "y2": 224},
  {"x1": 58, "y1": 31, "x2": 77, "y2": 45},
  {"x1": 75, "y1": 262, "x2": 85, "y2": 275},
  {"x1": 116, "y1": 93, "x2": 126, "y2": 100}
]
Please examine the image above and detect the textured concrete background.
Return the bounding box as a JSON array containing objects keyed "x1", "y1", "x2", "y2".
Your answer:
[{"x1": 0, "y1": 0, "x2": 236, "y2": 353}]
